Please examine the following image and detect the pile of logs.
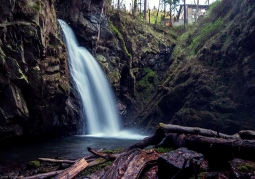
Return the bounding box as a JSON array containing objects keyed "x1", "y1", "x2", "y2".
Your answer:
[{"x1": 22, "y1": 124, "x2": 255, "y2": 179}]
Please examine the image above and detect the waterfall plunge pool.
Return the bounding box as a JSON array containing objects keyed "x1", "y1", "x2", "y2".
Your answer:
[{"x1": 0, "y1": 135, "x2": 145, "y2": 170}]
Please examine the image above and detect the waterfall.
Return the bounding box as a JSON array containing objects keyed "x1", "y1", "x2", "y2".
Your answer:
[{"x1": 58, "y1": 20, "x2": 121, "y2": 136}]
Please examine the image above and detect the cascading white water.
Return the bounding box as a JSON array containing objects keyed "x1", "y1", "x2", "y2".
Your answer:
[{"x1": 58, "y1": 19, "x2": 121, "y2": 136}]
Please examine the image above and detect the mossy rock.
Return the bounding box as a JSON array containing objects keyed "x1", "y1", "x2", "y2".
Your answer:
[
  {"x1": 26, "y1": 160, "x2": 40, "y2": 169},
  {"x1": 108, "y1": 69, "x2": 120, "y2": 84},
  {"x1": 96, "y1": 54, "x2": 107, "y2": 63}
]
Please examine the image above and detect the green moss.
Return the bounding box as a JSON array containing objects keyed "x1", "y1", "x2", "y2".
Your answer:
[
  {"x1": 190, "y1": 18, "x2": 223, "y2": 54},
  {"x1": 109, "y1": 21, "x2": 132, "y2": 59},
  {"x1": 77, "y1": 161, "x2": 112, "y2": 177},
  {"x1": 155, "y1": 147, "x2": 172, "y2": 153},
  {"x1": 102, "y1": 148, "x2": 124, "y2": 154},
  {"x1": 108, "y1": 69, "x2": 120, "y2": 84},
  {"x1": 26, "y1": 160, "x2": 40, "y2": 169},
  {"x1": 237, "y1": 164, "x2": 255, "y2": 173},
  {"x1": 136, "y1": 67, "x2": 158, "y2": 101}
]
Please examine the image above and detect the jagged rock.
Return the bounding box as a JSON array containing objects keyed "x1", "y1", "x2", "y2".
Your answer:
[
  {"x1": 158, "y1": 147, "x2": 204, "y2": 179},
  {"x1": 0, "y1": 0, "x2": 82, "y2": 140},
  {"x1": 230, "y1": 158, "x2": 255, "y2": 179}
]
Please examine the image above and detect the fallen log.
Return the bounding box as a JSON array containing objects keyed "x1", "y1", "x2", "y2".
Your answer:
[
  {"x1": 38, "y1": 158, "x2": 75, "y2": 164},
  {"x1": 184, "y1": 135, "x2": 255, "y2": 160},
  {"x1": 23, "y1": 170, "x2": 63, "y2": 179},
  {"x1": 101, "y1": 148, "x2": 159, "y2": 179},
  {"x1": 128, "y1": 128, "x2": 166, "y2": 150},
  {"x1": 239, "y1": 130, "x2": 255, "y2": 140},
  {"x1": 160, "y1": 123, "x2": 240, "y2": 139},
  {"x1": 54, "y1": 158, "x2": 88, "y2": 179},
  {"x1": 129, "y1": 124, "x2": 255, "y2": 150},
  {"x1": 87, "y1": 147, "x2": 117, "y2": 161}
]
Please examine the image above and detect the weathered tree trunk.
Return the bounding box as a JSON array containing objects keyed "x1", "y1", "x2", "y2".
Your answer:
[
  {"x1": 54, "y1": 158, "x2": 88, "y2": 179},
  {"x1": 23, "y1": 170, "x2": 63, "y2": 179},
  {"x1": 196, "y1": 0, "x2": 199, "y2": 21},
  {"x1": 155, "y1": 0, "x2": 160, "y2": 24},
  {"x1": 128, "y1": 124, "x2": 255, "y2": 161},
  {"x1": 87, "y1": 147, "x2": 117, "y2": 160},
  {"x1": 160, "y1": 123, "x2": 240, "y2": 139},
  {"x1": 184, "y1": 0, "x2": 186, "y2": 31},
  {"x1": 38, "y1": 158, "x2": 75, "y2": 164},
  {"x1": 101, "y1": 148, "x2": 159, "y2": 179},
  {"x1": 144, "y1": 0, "x2": 147, "y2": 21}
]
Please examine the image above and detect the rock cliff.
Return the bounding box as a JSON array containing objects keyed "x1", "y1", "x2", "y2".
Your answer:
[
  {"x1": 133, "y1": 0, "x2": 255, "y2": 134},
  {"x1": 0, "y1": 0, "x2": 82, "y2": 141}
]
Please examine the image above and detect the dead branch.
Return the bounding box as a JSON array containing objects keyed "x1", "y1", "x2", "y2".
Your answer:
[{"x1": 54, "y1": 158, "x2": 88, "y2": 179}]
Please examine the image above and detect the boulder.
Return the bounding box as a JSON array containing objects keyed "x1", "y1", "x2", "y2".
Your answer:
[{"x1": 158, "y1": 147, "x2": 204, "y2": 179}]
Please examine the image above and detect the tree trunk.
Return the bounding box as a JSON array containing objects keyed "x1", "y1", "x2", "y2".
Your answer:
[
  {"x1": 101, "y1": 148, "x2": 159, "y2": 179},
  {"x1": 149, "y1": 9, "x2": 150, "y2": 23},
  {"x1": 184, "y1": 0, "x2": 186, "y2": 31},
  {"x1": 54, "y1": 158, "x2": 88, "y2": 179},
  {"x1": 23, "y1": 170, "x2": 64, "y2": 179},
  {"x1": 117, "y1": 0, "x2": 120, "y2": 10},
  {"x1": 38, "y1": 158, "x2": 75, "y2": 164},
  {"x1": 170, "y1": 4, "x2": 172, "y2": 26},
  {"x1": 196, "y1": 0, "x2": 199, "y2": 21},
  {"x1": 144, "y1": 0, "x2": 147, "y2": 21},
  {"x1": 160, "y1": 123, "x2": 240, "y2": 139},
  {"x1": 155, "y1": 0, "x2": 160, "y2": 24}
]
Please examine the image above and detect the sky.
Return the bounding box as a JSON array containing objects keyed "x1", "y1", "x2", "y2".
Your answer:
[{"x1": 120, "y1": 0, "x2": 217, "y2": 10}]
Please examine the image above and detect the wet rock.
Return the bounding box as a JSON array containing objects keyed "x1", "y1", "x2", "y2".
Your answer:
[
  {"x1": 230, "y1": 158, "x2": 255, "y2": 179},
  {"x1": 158, "y1": 147, "x2": 204, "y2": 179}
]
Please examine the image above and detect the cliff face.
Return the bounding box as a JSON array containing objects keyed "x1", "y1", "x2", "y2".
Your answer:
[
  {"x1": 0, "y1": 0, "x2": 81, "y2": 140},
  {"x1": 134, "y1": 0, "x2": 255, "y2": 134},
  {"x1": 56, "y1": 0, "x2": 177, "y2": 126}
]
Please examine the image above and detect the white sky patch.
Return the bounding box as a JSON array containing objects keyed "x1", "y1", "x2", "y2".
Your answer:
[{"x1": 116, "y1": 0, "x2": 217, "y2": 11}]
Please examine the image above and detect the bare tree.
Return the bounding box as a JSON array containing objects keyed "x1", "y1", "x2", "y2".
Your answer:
[
  {"x1": 184, "y1": 0, "x2": 186, "y2": 31},
  {"x1": 155, "y1": 0, "x2": 161, "y2": 24},
  {"x1": 196, "y1": 0, "x2": 199, "y2": 21},
  {"x1": 144, "y1": 0, "x2": 147, "y2": 21}
]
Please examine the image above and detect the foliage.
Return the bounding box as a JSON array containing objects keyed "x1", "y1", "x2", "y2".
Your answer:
[
  {"x1": 155, "y1": 147, "x2": 172, "y2": 153},
  {"x1": 137, "y1": 67, "x2": 158, "y2": 101},
  {"x1": 190, "y1": 18, "x2": 223, "y2": 54},
  {"x1": 237, "y1": 164, "x2": 255, "y2": 173},
  {"x1": 109, "y1": 20, "x2": 132, "y2": 59},
  {"x1": 26, "y1": 160, "x2": 40, "y2": 169}
]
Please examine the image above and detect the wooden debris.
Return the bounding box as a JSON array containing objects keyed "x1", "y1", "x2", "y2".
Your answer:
[
  {"x1": 101, "y1": 148, "x2": 159, "y2": 179},
  {"x1": 160, "y1": 124, "x2": 240, "y2": 139},
  {"x1": 87, "y1": 147, "x2": 117, "y2": 161},
  {"x1": 54, "y1": 158, "x2": 88, "y2": 179},
  {"x1": 23, "y1": 170, "x2": 63, "y2": 179},
  {"x1": 38, "y1": 158, "x2": 75, "y2": 164}
]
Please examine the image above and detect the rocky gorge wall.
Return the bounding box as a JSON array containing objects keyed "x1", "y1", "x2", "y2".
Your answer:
[
  {"x1": 55, "y1": 0, "x2": 177, "y2": 129},
  {"x1": 0, "y1": 0, "x2": 82, "y2": 141},
  {"x1": 133, "y1": 0, "x2": 255, "y2": 134}
]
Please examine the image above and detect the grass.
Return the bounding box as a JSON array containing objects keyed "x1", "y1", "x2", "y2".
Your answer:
[
  {"x1": 155, "y1": 147, "x2": 172, "y2": 153},
  {"x1": 190, "y1": 18, "x2": 223, "y2": 54}
]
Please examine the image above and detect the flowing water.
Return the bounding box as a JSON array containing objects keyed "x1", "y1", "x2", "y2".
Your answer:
[
  {"x1": 58, "y1": 20, "x2": 145, "y2": 139},
  {"x1": 58, "y1": 19, "x2": 121, "y2": 136}
]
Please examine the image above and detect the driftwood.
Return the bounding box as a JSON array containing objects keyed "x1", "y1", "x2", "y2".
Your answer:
[
  {"x1": 23, "y1": 170, "x2": 63, "y2": 179},
  {"x1": 184, "y1": 135, "x2": 255, "y2": 160},
  {"x1": 38, "y1": 158, "x2": 75, "y2": 164},
  {"x1": 101, "y1": 148, "x2": 159, "y2": 179},
  {"x1": 87, "y1": 147, "x2": 117, "y2": 161},
  {"x1": 161, "y1": 124, "x2": 240, "y2": 139},
  {"x1": 129, "y1": 124, "x2": 255, "y2": 150},
  {"x1": 54, "y1": 158, "x2": 88, "y2": 179}
]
